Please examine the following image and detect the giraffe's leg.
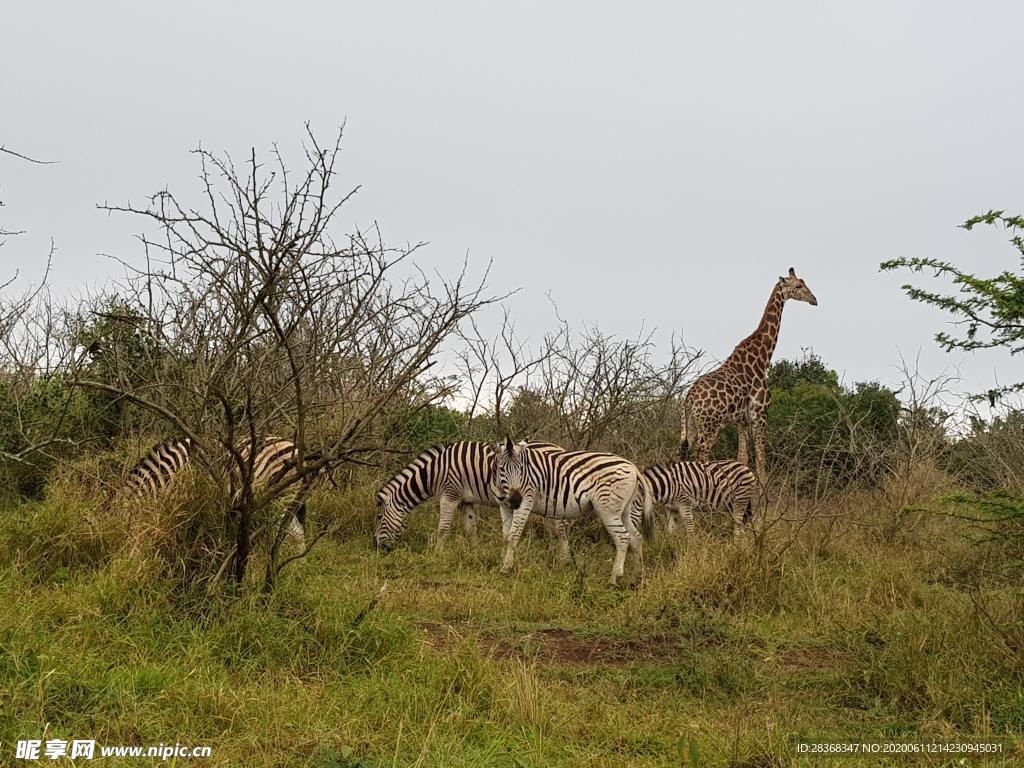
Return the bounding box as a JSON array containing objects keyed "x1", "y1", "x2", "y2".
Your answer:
[
  {"x1": 460, "y1": 503, "x2": 478, "y2": 542},
  {"x1": 752, "y1": 411, "x2": 768, "y2": 487},
  {"x1": 749, "y1": 387, "x2": 771, "y2": 485},
  {"x1": 696, "y1": 416, "x2": 723, "y2": 462},
  {"x1": 736, "y1": 423, "x2": 749, "y2": 466}
]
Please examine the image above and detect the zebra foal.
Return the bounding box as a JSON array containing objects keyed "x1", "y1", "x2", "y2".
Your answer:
[
  {"x1": 374, "y1": 440, "x2": 570, "y2": 557},
  {"x1": 492, "y1": 438, "x2": 654, "y2": 586},
  {"x1": 641, "y1": 459, "x2": 755, "y2": 538}
]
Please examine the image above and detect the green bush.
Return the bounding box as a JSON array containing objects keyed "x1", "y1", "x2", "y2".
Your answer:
[
  {"x1": 709, "y1": 353, "x2": 901, "y2": 489},
  {"x1": 0, "y1": 376, "x2": 120, "y2": 498},
  {"x1": 387, "y1": 405, "x2": 464, "y2": 456}
]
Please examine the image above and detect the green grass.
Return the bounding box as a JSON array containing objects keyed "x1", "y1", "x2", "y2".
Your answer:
[{"x1": 1, "y1": 490, "x2": 1023, "y2": 767}]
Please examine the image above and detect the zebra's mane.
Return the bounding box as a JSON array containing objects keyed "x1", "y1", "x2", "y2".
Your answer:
[{"x1": 379, "y1": 443, "x2": 448, "y2": 503}]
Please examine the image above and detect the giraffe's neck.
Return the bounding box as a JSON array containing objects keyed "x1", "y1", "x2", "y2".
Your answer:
[{"x1": 732, "y1": 283, "x2": 785, "y2": 376}]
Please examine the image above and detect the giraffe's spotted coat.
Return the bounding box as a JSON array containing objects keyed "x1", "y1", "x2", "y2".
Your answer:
[{"x1": 680, "y1": 268, "x2": 817, "y2": 480}]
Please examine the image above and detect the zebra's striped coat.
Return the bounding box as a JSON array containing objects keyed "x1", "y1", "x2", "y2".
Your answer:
[
  {"x1": 123, "y1": 437, "x2": 196, "y2": 498},
  {"x1": 374, "y1": 441, "x2": 569, "y2": 556},
  {"x1": 122, "y1": 436, "x2": 314, "y2": 546},
  {"x1": 492, "y1": 439, "x2": 654, "y2": 585},
  {"x1": 642, "y1": 459, "x2": 756, "y2": 537}
]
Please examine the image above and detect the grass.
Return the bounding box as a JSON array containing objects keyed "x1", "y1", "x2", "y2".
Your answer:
[{"x1": 1, "y1": 482, "x2": 1023, "y2": 767}]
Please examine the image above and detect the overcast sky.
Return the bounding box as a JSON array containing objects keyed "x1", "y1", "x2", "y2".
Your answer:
[{"x1": 3, "y1": 1, "x2": 1023, "y2": 405}]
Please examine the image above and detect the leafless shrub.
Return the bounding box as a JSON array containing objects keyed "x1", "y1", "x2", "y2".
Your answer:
[
  {"x1": 457, "y1": 305, "x2": 703, "y2": 464},
  {"x1": 60, "y1": 126, "x2": 500, "y2": 588},
  {"x1": 1, "y1": 143, "x2": 56, "y2": 247}
]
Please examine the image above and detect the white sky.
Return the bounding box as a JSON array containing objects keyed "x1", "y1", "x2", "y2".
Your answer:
[{"x1": 3, "y1": 1, "x2": 1023, "y2": 403}]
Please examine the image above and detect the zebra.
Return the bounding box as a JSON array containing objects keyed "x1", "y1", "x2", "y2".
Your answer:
[
  {"x1": 641, "y1": 459, "x2": 756, "y2": 538},
  {"x1": 121, "y1": 436, "x2": 314, "y2": 546},
  {"x1": 492, "y1": 438, "x2": 654, "y2": 586},
  {"x1": 374, "y1": 440, "x2": 570, "y2": 557},
  {"x1": 123, "y1": 437, "x2": 196, "y2": 498},
  {"x1": 234, "y1": 437, "x2": 320, "y2": 547}
]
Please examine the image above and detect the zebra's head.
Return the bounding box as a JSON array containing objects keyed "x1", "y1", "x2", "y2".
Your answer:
[
  {"x1": 779, "y1": 267, "x2": 817, "y2": 306},
  {"x1": 494, "y1": 437, "x2": 528, "y2": 510},
  {"x1": 374, "y1": 486, "x2": 406, "y2": 552}
]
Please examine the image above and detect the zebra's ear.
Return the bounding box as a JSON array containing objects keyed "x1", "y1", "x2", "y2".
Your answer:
[{"x1": 503, "y1": 436, "x2": 515, "y2": 454}]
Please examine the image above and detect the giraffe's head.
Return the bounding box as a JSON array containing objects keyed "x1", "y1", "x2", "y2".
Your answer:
[{"x1": 778, "y1": 268, "x2": 817, "y2": 306}]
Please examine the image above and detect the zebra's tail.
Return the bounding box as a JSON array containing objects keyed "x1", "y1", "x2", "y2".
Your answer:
[
  {"x1": 636, "y1": 475, "x2": 655, "y2": 543},
  {"x1": 743, "y1": 499, "x2": 753, "y2": 524},
  {"x1": 680, "y1": 398, "x2": 695, "y2": 461}
]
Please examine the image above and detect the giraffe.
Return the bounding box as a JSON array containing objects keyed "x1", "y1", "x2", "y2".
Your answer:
[{"x1": 680, "y1": 268, "x2": 817, "y2": 481}]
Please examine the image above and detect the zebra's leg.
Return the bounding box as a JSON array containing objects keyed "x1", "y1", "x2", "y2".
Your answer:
[
  {"x1": 434, "y1": 495, "x2": 459, "y2": 546},
  {"x1": 596, "y1": 503, "x2": 632, "y2": 586},
  {"x1": 731, "y1": 496, "x2": 754, "y2": 539},
  {"x1": 622, "y1": 501, "x2": 644, "y2": 582},
  {"x1": 285, "y1": 511, "x2": 306, "y2": 548},
  {"x1": 292, "y1": 500, "x2": 308, "y2": 546},
  {"x1": 730, "y1": 501, "x2": 746, "y2": 539},
  {"x1": 542, "y1": 517, "x2": 571, "y2": 564},
  {"x1": 665, "y1": 504, "x2": 679, "y2": 535},
  {"x1": 500, "y1": 503, "x2": 513, "y2": 541},
  {"x1": 499, "y1": 504, "x2": 532, "y2": 574},
  {"x1": 460, "y1": 503, "x2": 479, "y2": 542},
  {"x1": 680, "y1": 502, "x2": 695, "y2": 535}
]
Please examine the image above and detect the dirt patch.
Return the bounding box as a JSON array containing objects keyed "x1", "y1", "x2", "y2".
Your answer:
[{"x1": 417, "y1": 621, "x2": 684, "y2": 666}]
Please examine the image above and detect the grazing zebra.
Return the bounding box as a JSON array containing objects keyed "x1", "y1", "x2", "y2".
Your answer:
[
  {"x1": 122, "y1": 436, "x2": 313, "y2": 546},
  {"x1": 492, "y1": 438, "x2": 654, "y2": 586},
  {"x1": 234, "y1": 437, "x2": 319, "y2": 546},
  {"x1": 641, "y1": 460, "x2": 756, "y2": 538},
  {"x1": 374, "y1": 440, "x2": 570, "y2": 557},
  {"x1": 123, "y1": 437, "x2": 196, "y2": 498}
]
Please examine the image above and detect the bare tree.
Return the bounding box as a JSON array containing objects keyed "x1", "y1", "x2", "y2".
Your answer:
[
  {"x1": 530, "y1": 321, "x2": 700, "y2": 461},
  {"x1": 0, "y1": 253, "x2": 82, "y2": 475},
  {"x1": 456, "y1": 300, "x2": 702, "y2": 464},
  {"x1": 68, "y1": 126, "x2": 499, "y2": 587},
  {"x1": 456, "y1": 309, "x2": 550, "y2": 432},
  {"x1": 1, "y1": 143, "x2": 55, "y2": 247}
]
